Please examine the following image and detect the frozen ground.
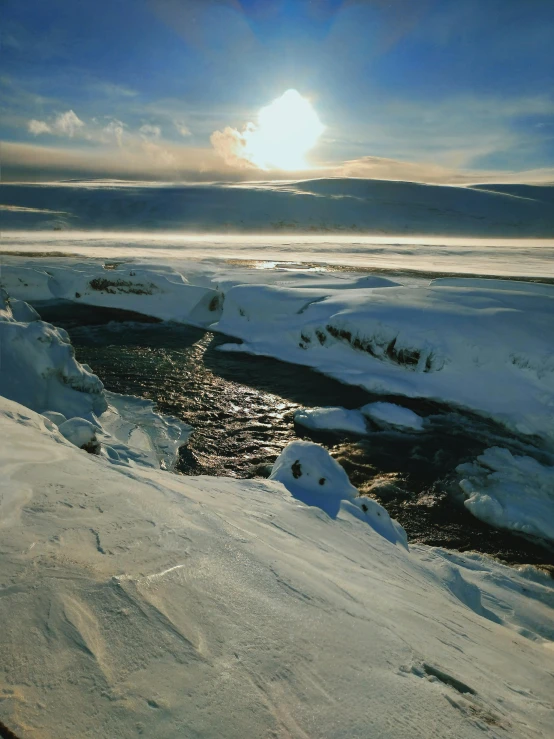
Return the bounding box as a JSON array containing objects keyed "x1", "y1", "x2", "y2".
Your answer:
[{"x1": 1, "y1": 395, "x2": 554, "y2": 738}]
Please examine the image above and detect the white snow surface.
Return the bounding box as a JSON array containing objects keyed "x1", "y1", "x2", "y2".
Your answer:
[
  {"x1": 457, "y1": 447, "x2": 554, "y2": 543},
  {"x1": 362, "y1": 402, "x2": 425, "y2": 431},
  {"x1": 1, "y1": 395, "x2": 553, "y2": 739}
]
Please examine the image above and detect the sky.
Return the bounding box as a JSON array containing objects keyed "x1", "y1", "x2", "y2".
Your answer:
[{"x1": 2, "y1": 0, "x2": 554, "y2": 183}]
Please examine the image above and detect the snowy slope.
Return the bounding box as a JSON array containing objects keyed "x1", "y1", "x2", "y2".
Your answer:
[
  {"x1": 1, "y1": 178, "x2": 554, "y2": 235},
  {"x1": 1, "y1": 395, "x2": 553, "y2": 739}
]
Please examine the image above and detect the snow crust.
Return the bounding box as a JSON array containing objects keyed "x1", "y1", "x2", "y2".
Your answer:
[
  {"x1": 457, "y1": 447, "x2": 554, "y2": 543},
  {"x1": 1, "y1": 395, "x2": 553, "y2": 738}
]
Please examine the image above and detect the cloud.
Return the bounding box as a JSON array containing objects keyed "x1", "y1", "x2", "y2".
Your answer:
[
  {"x1": 28, "y1": 119, "x2": 52, "y2": 135},
  {"x1": 28, "y1": 109, "x2": 85, "y2": 138},
  {"x1": 210, "y1": 125, "x2": 257, "y2": 169},
  {"x1": 139, "y1": 124, "x2": 161, "y2": 140}
]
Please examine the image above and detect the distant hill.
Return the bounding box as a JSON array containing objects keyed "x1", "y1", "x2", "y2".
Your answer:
[{"x1": 1, "y1": 178, "x2": 553, "y2": 236}]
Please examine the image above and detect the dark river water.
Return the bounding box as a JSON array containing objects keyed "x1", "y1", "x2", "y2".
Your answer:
[{"x1": 36, "y1": 301, "x2": 554, "y2": 568}]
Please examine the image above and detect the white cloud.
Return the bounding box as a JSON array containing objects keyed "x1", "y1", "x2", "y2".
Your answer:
[
  {"x1": 55, "y1": 110, "x2": 85, "y2": 137},
  {"x1": 28, "y1": 119, "x2": 52, "y2": 135},
  {"x1": 210, "y1": 126, "x2": 257, "y2": 169},
  {"x1": 139, "y1": 124, "x2": 161, "y2": 140},
  {"x1": 27, "y1": 109, "x2": 84, "y2": 138}
]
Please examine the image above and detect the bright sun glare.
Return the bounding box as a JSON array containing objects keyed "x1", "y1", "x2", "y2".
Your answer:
[{"x1": 245, "y1": 89, "x2": 324, "y2": 171}]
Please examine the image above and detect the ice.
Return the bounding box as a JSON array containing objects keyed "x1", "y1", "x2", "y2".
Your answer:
[
  {"x1": 361, "y1": 402, "x2": 424, "y2": 430},
  {"x1": 0, "y1": 395, "x2": 553, "y2": 738},
  {"x1": 457, "y1": 447, "x2": 554, "y2": 543},
  {"x1": 293, "y1": 406, "x2": 369, "y2": 435}
]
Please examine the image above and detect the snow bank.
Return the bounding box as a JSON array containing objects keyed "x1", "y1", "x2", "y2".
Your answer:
[
  {"x1": 1, "y1": 396, "x2": 553, "y2": 739},
  {"x1": 0, "y1": 289, "x2": 190, "y2": 468},
  {"x1": 214, "y1": 280, "x2": 554, "y2": 444},
  {"x1": 362, "y1": 401, "x2": 425, "y2": 431},
  {"x1": 0, "y1": 288, "x2": 107, "y2": 419},
  {"x1": 270, "y1": 440, "x2": 408, "y2": 547},
  {"x1": 293, "y1": 406, "x2": 368, "y2": 435},
  {"x1": 0, "y1": 262, "x2": 222, "y2": 327},
  {"x1": 457, "y1": 447, "x2": 554, "y2": 544}
]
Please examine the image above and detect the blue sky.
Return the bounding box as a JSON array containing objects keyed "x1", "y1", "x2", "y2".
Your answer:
[{"x1": 2, "y1": 0, "x2": 554, "y2": 181}]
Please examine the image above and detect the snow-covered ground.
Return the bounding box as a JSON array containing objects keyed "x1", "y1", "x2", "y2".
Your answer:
[
  {"x1": 1, "y1": 395, "x2": 553, "y2": 739},
  {"x1": 2, "y1": 255, "x2": 554, "y2": 544},
  {"x1": 1, "y1": 183, "x2": 554, "y2": 736},
  {"x1": 2, "y1": 178, "x2": 554, "y2": 236}
]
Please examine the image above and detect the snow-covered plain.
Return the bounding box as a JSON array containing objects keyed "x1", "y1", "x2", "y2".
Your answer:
[
  {"x1": 1, "y1": 180, "x2": 554, "y2": 736},
  {"x1": 2, "y1": 179, "x2": 554, "y2": 237}
]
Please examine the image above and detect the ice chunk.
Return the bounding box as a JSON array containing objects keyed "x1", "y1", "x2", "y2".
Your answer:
[
  {"x1": 361, "y1": 402, "x2": 424, "y2": 431},
  {"x1": 457, "y1": 447, "x2": 554, "y2": 543},
  {"x1": 294, "y1": 407, "x2": 368, "y2": 435}
]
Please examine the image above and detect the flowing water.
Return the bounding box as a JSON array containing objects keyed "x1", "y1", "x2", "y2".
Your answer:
[{"x1": 36, "y1": 301, "x2": 554, "y2": 568}]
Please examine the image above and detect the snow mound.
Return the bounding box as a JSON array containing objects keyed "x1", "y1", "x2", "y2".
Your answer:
[
  {"x1": 293, "y1": 406, "x2": 368, "y2": 435},
  {"x1": 362, "y1": 402, "x2": 424, "y2": 431},
  {"x1": 58, "y1": 416, "x2": 100, "y2": 452},
  {"x1": 457, "y1": 447, "x2": 554, "y2": 544},
  {"x1": 270, "y1": 440, "x2": 407, "y2": 547}
]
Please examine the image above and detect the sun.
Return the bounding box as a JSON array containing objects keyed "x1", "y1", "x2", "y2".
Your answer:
[{"x1": 245, "y1": 89, "x2": 325, "y2": 171}]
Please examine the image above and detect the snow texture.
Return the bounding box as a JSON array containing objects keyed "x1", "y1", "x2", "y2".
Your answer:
[{"x1": 0, "y1": 396, "x2": 553, "y2": 739}]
